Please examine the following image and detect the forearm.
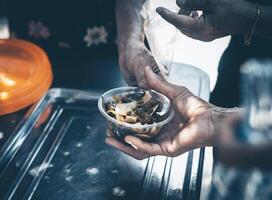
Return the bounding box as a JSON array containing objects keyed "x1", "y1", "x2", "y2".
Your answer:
[{"x1": 115, "y1": 0, "x2": 146, "y2": 54}]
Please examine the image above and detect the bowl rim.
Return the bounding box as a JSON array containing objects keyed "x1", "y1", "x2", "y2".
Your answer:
[{"x1": 98, "y1": 87, "x2": 175, "y2": 129}]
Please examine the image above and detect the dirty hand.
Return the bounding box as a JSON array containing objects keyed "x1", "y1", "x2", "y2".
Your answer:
[
  {"x1": 106, "y1": 66, "x2": 238, "y2": 160},
  {"x1": 119, "y1": 41, "x2": 162, "y2": 88},
  {"x1": 156, "y1": 0, "x2": 255, "y2": 41}
]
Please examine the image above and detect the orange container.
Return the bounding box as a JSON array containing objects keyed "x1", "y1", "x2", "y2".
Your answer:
[{"x1": 0, "y1": 39, "x2": 53, "y2": 115}]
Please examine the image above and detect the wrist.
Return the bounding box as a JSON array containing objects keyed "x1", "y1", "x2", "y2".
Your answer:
[
  {"x1": 118, "y1": 39, "x2": 146, "y2": 58},
  {"x1": 210, "y1": 107, "x2": 242, "y2": 146}
]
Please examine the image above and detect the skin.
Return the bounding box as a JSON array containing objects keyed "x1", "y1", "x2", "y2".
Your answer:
[
  {"x1": 112, "y1": 0, "x2": 272, "y2": 160},
  {"x1": 106, "y1": 66, "x2": 242, "y2": 160},
  {"x1": 156, "y1": 0, "x2": 272, "y2": 42},
  {"x1": 116, "y1": 0, "x2": 161, "y2": 88}
]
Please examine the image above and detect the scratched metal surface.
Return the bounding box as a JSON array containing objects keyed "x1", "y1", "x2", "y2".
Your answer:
[{"x1": 0, "y1": 64, "x2": 211, "y2": 200}]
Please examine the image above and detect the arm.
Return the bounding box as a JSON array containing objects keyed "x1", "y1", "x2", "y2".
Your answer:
[
  {"x1": 116, "y1": 0, "x2": 145, "y2": 55},
  {"x1": 116, "y1": 0, "x2": 161, "y2": 88},
  {"x1": 155, "y1": 0, "x2": 272, "y2": 42}
]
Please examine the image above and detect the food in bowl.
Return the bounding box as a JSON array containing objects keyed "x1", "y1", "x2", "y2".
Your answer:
[
  {"x1": 98, "y1": 87, "x2": 175, "y2": 141},
  {"x1": 105, "y1": 90, "x2": 166, "y2": 125}
]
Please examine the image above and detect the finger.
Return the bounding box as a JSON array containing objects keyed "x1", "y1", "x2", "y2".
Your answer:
[
  {"x1": 146, "y1": 66, "x2": 210, "y2": 119},
  {"x1": 105, "y1": 137, "x2": 148, "y2": 160},
  {"x1": 144, "y1": 66, "x2": 177, "y2": 99},
  {"x1": 125, "y1": 135, "x2": 163, "y2": 156},
  {"x1": 178, "y1": 8, "x2": 191, "y2": 16},
  {"x1": 145, "y1": 66, "x2": 204, "y2": 119},
  {"x1": 156, "y1": 7, "x2": 200, "y2": 31},
  {"x1": 135, "y1": 53, "x2": 162, "y2": 89},
  {"x1": 176, "y1": 0, "x2": 209, "y2": 11}
]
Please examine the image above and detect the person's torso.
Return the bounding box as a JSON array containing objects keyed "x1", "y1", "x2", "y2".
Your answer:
[
  {"x1": 227, "y1": 0, "x2": 272, "y2": 63},
  {"x1": 247, "y1": 0, "x2": 271, "y2": 5}
]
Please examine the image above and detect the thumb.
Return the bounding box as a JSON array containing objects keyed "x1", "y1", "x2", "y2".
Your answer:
[
  {"x1": 144, "y1": 66, "x2": 206, "y2": 119},
  {"x1": 144, "y1": 66, "x2": 177, "y2": 100}
]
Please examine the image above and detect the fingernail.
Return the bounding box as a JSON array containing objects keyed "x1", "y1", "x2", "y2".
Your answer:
[{"x1": 125, "y1": 138, "x2": 138, "y2": 150}]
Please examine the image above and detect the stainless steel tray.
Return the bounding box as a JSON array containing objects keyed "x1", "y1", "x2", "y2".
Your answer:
[{"x1": 0, "y1": 65, "x2": 212, "y2": 200}]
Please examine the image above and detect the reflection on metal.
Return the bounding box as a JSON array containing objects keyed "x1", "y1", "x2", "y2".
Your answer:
[{"x1": 0, "y1": 88, "x2": 209, "y2": 199}]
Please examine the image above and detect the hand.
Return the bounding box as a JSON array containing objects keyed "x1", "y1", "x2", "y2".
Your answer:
[
  {"x1": 119, "y1": 41, "x2": 162, "y2": 88},
  {"x1": 105, "y1": 66, "x2": 238, "y2": 160},
  {"x1": 156, "y1": 0, "x2": 256, "y2": 42}
]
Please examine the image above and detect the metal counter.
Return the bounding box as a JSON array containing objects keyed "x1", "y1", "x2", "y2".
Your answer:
[{"x1": 0, "y1": 63, "x2": 213, "y2": 200}]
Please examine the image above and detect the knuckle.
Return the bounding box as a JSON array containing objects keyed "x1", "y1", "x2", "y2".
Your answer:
[{"x1": 164, "y1": 145, "x2": 177, "y2": 157}]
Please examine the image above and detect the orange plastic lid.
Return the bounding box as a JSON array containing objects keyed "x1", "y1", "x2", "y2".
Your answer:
[{"x1": 0, "y1": 39, "x2": 53, "y2": 115}]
